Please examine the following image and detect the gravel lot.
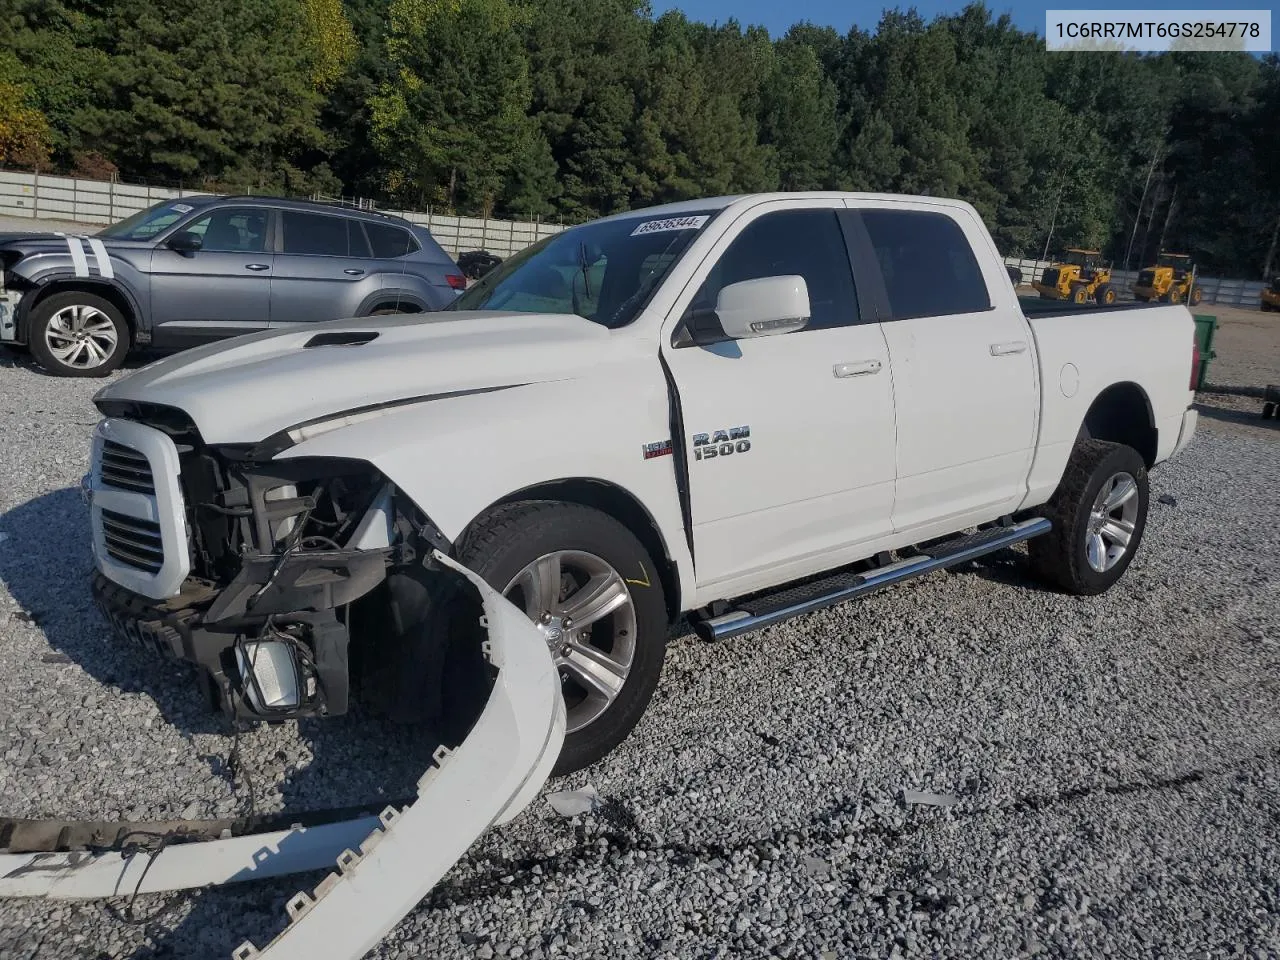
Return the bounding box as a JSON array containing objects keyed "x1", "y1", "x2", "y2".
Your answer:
[{"x1": 1, "y1": 309, "x2": 1279, "y2": 960}]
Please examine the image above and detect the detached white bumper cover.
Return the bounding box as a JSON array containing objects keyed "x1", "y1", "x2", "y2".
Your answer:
[{"x1": 0, "y1": 552, "x2": 566, "y2": 960}]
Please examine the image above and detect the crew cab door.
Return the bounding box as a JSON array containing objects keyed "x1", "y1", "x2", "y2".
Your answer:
[
  {"x1": 149, "y1": 206, "x2": 274, "y2": 348},
  {"x1": 844, "y1": 201, "x2": 1037, "y2": 531},
  {"x1": 269, "y1": 209, "x2": 377, "y2": 327},
  {"x1": 660, "y1": 202, "x2": 897, "y2": 594}
]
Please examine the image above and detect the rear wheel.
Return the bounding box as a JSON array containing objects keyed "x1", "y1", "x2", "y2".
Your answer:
[
  {"x1": 1189, "y1": 286, "x2": 1203, "y2": 306},
  {"x1": 1161, "y1": 287, "x2": 1182, "y2": 305},
  {"x1": 28, "y1": 292, "x2": 129, "y2": 377},
  {"x1": 1094, "y1": 283, "x2": 1117, "y2": 305},
  {"x1": 1030, "y1": 439, "x2": 1149, "y2": 596}
]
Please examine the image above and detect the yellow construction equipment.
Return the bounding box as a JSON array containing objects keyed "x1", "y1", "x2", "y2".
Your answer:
[
  {"x1": 1033, "y1": 249, "x2": 1118, "y2": 305},
  {"x1": 1260, "y1": 276, "x2": 1280, "y2": 312},
  {"x1": 1133, "y1": 252, "x2": 1203, "y2": 305}
]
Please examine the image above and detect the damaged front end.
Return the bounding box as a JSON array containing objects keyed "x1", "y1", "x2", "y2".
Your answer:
[
  {"x1": 86, "y1": 402, "x2": 448, "y2": 723},
  {"x1": 4, "y1": 400, "x2": 566, "y2": 956},
  {"x1": 2, "y1": 552, "x2": 566, "y2": 959}
]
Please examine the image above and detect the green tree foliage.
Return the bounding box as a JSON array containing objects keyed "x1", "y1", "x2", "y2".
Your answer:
[
  {"x1": 1, "y1": 1, "x2": 1277, "y2": 274},
  {"x1": 27, "y1": 0, "x2": 331, "y2": 191},
  {"x1": 372, "y1": 0, "x2": 552, "y2": 215},
  {"x1": 300, "y1": 0, "x2": 359, "y2": 92},
  {"x1": 0, "y1": 51, "x2": 52, "y2": 168}
]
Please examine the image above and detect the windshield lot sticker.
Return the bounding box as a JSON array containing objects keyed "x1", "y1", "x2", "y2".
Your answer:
[{"x1": 630, "y1": 215, "x2": 709, "y2": 237}]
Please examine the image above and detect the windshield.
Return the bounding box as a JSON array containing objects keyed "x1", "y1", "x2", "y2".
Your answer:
[
  {"x1": 448, "y1": 210, "x2": 719, "y2": 328},
  {"x1": 1157, "y1": 254, "x2": 1190, "y2": 268},
  {"x1": 97, "y1": 200, "x2": 198, "y2": 241}
]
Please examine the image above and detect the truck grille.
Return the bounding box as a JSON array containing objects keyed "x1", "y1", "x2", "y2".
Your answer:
[
  {"x1": 1271, "y1": 278, "x2": 1280, "y2": 293},
  {"x1": 89, "y1": 419, "x2": 191, "y2": 599},
  {"x1": 1138, "y1": 270, "x2": 1156, "y2": 286},
  {"x1": 100, "y1": 440, "x2": 155, "y2": 494},
  {"x1": 101, "y1": 509, "x2": 165, "y2": 573},
  {"x1": 1041, "y1": 268, "x2": 1060, "y2": 287}
]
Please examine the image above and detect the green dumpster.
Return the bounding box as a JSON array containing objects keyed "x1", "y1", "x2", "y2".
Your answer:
[{"x1": 1192, "y1": 313, "x2": 1218, "y2": 390}]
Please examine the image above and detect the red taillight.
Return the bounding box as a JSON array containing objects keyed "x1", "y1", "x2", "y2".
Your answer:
[
  {"x1": 1189, "y1": 333, "x2": 1200, "y2": 390},
  {"x1": 445, "y1": 274, "x2": 467, "y2": 290}
]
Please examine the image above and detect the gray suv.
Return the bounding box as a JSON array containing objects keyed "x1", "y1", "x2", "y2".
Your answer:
[{"x1": 0, "y1": 196, "x2": 465, "y2": 376}]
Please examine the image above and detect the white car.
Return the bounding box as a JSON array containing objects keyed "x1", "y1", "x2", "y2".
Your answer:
[{"x1": 86, "y1": 192, "x2": 1200, "y2": 775}]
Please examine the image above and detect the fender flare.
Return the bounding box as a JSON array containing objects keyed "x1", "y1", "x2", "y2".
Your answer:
[
  {"x1": 357, "y1": 289, "x2": 428, "y2": 315},
  {"x1": 17, "y1": 275, "x2": 146, "y2": 343}
]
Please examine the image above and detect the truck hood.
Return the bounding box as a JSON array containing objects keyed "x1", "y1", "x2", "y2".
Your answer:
[{"x1": 96, "y1": 311, "x2": 622, "y2": 444}]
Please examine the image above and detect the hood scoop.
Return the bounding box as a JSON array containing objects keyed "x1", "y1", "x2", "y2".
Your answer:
[{"x1": 305, "y1": 330, "x2": 380, "y2": 348}]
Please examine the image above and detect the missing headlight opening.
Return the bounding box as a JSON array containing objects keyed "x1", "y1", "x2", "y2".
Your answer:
[{"x1": 87, "y1": 407, "x2": 465, "y2": 729}]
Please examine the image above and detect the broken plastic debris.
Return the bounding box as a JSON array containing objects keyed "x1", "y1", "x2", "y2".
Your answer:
[
  {"x1": 545, "y1": 785, "x2": 601, "y2": 817},
  {"x1": 902, "y1": 789, "x2": 959, "y2": 807}
]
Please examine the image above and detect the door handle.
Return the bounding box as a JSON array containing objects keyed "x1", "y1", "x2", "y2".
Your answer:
[
  {"x1": 989, "y1": 341, "x2": 1028, "y2": 356},
  {"x1": 245, "y1": 263, "x2": 270, "y2": 272},
  {"x1": 833, "y1": 359, "x2": 883, "y2": 378},
  {"x1": 344, "y1": 268, "x2": 365, "y2": 276}
]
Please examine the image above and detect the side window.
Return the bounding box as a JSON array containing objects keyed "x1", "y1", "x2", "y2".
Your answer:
[
  {"x1": 860, "y1": 209, "x2": 991, "y2": 319},
  {"x1": 281, "y1": 211, "x2": 355, "y2": 257},
  {"x1": 366, "y1": 222, "x2": 420, "y2": 259},
  {"x1": 185, "y1": 207, "x2": 268, "y2": 253},
  {"x1": 687, "y1": 209, "x2": 858, "y2": 331},
  {"x1": 348, "y1": 220, "x2": 372, "y2": 259}
]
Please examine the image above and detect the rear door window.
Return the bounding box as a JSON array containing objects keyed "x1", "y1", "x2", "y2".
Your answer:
[
  {"x1": 859, "y1": 209, "x2": 991, "y2": 320},
  {"x1": 281, "y1": 211, "x2": 361, "y2": 257},
  {"x1": 366, "y1": 222, "x2": 421, "y2": 259}
]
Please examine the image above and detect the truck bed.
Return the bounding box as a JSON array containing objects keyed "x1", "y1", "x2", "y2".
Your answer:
[{"x1": 1018, "y1": 295, "x2": 1171, "y2": 317}]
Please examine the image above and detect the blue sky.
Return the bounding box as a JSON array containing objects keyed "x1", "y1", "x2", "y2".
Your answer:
[{"x1": 648, "y1": 1, "x2": 1274, "y2": 39}]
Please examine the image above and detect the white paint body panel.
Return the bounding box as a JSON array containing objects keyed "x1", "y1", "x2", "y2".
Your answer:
[
  {"x1": 1020, "y1": 303, "x2": 1195, "y2": 509},
  {"x1": 92, "y1": 191, "x2": 1197, "y2": 613},
  {"x1": 656, "y1": 196, "x2": 896, "y2": 593},
  {"x1": 844, "y1": 197, "x2": 1039, "y2": 534}
]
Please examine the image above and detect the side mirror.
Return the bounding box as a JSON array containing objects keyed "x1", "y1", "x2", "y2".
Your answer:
[
  {"x1": 167, "y1": 230, "x2": 203, "y2": 253},
  {"x1": 714, "y1": 275, "x2": 810, "y2": 340}
]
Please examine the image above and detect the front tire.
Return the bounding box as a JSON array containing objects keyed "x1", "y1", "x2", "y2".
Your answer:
[
  {"x1": 28, "y1": 291, "x2": 129, "y2": 377},
  {"x1": 1094, "y1": 283, "x2": 1117, "y2": 305},
  {"x1": 1030, "y1": 440, "x2": 1149, "y2": 596},
  {"x1": 382, "y1": 501, "x2": 668, "y2": 775}
]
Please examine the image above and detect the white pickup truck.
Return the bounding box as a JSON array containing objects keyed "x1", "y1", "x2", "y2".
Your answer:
[{"x1": 85, "y1": 192, "x2": 1199, "y2": 775}]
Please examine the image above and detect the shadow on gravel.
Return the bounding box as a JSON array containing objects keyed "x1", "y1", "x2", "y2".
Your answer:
[
  {"x1": 948, "y1": 546, "x2": 1060, "y2": 595},
  {"x1": 0, "y1": 488, "x2": 447, "y2": 958},
  {"x1": 1195, "y1": 400, "x2": 1280, "y2": 434},
  {"x1": 0, "y1": 344, "x2": 157, "y2": 376}
]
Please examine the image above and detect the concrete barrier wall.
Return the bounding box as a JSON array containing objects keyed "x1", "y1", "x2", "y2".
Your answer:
[
  {"x1": 0, "y1": 171, "x2": 1268, "y2": 304},
  {"x1": 0, "y1": 170, "x2": 564, "y2": 259}
]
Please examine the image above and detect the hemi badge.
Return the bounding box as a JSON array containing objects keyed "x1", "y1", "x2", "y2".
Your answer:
[{"x1": 641, "y1": 440, "x2": 673, "y2": 460}]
